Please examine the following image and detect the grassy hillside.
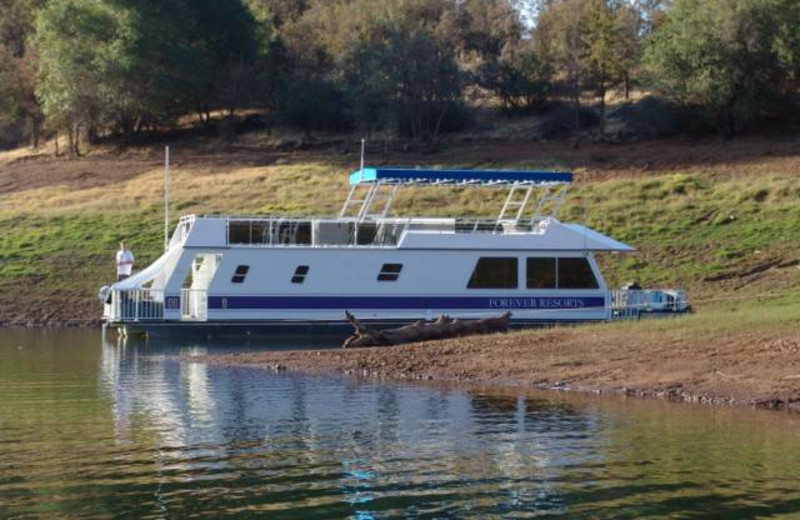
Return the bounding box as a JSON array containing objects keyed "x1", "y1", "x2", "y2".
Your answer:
[{"x1": 1, "y1": 135, "x2": 799, "y2": 324}]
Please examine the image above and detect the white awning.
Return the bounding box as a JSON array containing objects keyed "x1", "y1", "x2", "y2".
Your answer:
[{"x1": 561, "y1": 224, "x2": 636, "y2": 252}]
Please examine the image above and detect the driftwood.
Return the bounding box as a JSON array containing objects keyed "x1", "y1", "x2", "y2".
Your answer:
[{"x1": 342, "y1": 311, "x2": 513, "y2": 348}]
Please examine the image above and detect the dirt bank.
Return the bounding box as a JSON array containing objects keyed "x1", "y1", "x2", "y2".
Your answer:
[{"x1": 200, "y1": 314, "x2": 800, "y2": 412}]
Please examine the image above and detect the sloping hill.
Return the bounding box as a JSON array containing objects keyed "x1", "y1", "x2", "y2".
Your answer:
[{"x1": 1, "y1": 134, "x2": 799, "y2": 324}]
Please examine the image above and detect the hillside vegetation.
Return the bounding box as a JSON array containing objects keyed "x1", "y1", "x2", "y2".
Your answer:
[
  {"x1": 3, "y1": 0, "x2": 800, "y2": 152},
  {"x1": 1, "y1": 134, "x2": 798, "y2": 324}
]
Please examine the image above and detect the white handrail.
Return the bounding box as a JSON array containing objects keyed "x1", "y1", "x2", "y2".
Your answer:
[{"x1": 107, "y1": 289, "x2": 165, "y2": 322}]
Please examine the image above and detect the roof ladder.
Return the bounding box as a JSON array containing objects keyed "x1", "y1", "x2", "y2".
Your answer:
[
  {"x1": 498, "y1": 186, "x2": 535, "y2": 220},
  {"x1": 530, "y1": 185, "x2": 569, "y2": 223},
  {"x1": 339, "y1": 182, "x2": 399, "y2": 220}
]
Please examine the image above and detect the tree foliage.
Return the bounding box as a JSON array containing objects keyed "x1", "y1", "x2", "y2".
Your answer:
[
  {"x1": 33, "y1": 0, "x2": 259, "y2": 144},
  {"x1": 644, "y1": 0, "x2": 800, "y2": 136},
  {"x1": 2, "y1": 0, "x2": 800, "y2": 152}
]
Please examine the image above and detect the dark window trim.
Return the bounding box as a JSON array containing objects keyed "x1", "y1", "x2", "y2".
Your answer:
[
  {"x1": 378, "y1": 263, "x2": 403, "y2": 282},
  {"x1": 292, "y1": 265, "x2": 310, "y2": 284},
  {"x1": 231, "y1": 265, "x2": 250, "y2": 284}
]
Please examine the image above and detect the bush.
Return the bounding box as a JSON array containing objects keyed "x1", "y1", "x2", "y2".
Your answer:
[
  {"x1": 0, "y1": 118, "x2": 27, "y2": 151},
  {"x1": 611, "y1": 96, "x2": 711, "y2": 139},
  {"x1": 277, "y1": 78, "x2": 353, "y2": 134},
  {"x1": 395, "y1": 101, "x2": 475, "y2": 140},
  {"x1": 538, "y1": 104, "x2": 599, "y2": 139}
]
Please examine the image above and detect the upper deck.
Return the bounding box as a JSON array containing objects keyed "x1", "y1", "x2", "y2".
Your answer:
[{"x1": 167, "y1": 167, "x2": 634, "y2": 252}]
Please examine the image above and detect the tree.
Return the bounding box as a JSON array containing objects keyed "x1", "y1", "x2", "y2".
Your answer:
[
  {"x1": 476, "y1": 48, "x2": 553, "y2": 114},
  {"x1": 644, "y1": 0, "x2": 800, "y2": 136},
  {"x1": 535, "y1": 0, "x2": 590, "y2": 136},
  {"x1": 34, "y1": 0, "x2": 118, "y2": 155},
  {"x1": 535, "y1": 0, "x2": 640, "y2": 137},
  {"x1": 33, "y1": 0, "x2": 259, "y2": 148},
  {"x1": 0, "y1": 0, "x2": 46, "y2": 149},
  {"x1": 386, "y1": 27, "x2": 463, "y2": 143},
  {"x1": 280, "y1": 0, "x2": 463, "y2": 143}
]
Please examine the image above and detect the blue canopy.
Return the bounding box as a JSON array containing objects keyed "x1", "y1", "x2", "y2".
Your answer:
[{"x1": 349, "y1": 167, "x2": 573, "y2": 186}]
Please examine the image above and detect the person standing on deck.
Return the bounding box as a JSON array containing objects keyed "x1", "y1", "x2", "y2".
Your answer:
[{"x1": 116, "y1": 242, "x2": 135, "y2": 281}]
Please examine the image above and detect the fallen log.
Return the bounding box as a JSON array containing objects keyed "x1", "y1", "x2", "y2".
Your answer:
[{"x1": 342, "y1": 311, "x2": 513, "y2": 348}]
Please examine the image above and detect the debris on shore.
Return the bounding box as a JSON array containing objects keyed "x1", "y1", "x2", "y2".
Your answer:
[{"x1": 342, "y1": 311, "x2": 512, "y2": 348}]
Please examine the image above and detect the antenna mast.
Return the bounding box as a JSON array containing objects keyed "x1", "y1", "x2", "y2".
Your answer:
[
  {"x1": 360, "y1": 138, "x2": 366, "y2": 172},
  {"x1": 164, "y1": 145, "x2": 170, "y2": 251}
]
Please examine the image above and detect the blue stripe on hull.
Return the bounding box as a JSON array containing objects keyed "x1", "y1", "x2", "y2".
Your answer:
[{"x1": 208, "y1": 296, "x2": 606, "y2": 311}]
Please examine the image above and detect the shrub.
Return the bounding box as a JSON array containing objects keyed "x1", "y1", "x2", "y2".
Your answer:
[
  {"x1": 277, "y1": 78, "x2": 353, "y2": 134},
  {"x1": 538, "y1": 104, "x2": 599, "y2": 139},
  {"x1": 611, "y1": 96, "x2": 711, "y2": 139}
]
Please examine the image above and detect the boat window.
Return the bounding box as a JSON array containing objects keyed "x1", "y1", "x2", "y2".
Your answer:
[
  {"x1": 468, "y1": 258, "x2": 518, "y2": 289},
  {"x1": 378, "y1": 263, "x2": 403, "y2": 282},
  {"x1": 228, "y1": 221, "x2": 251, "y2": 244},
  {"x1": 231, "y1": 265, "x2": 249, "y2": 284},
  {"x1": 558, "y1": 258, "x2": 599, "y2": 289},
  {"x1": 292, "y1": 265, "x2": 310, "y2": 284},
  {"x1": 526, "y1": 258, "x2": 557, "y2": 289},
  {"x1": 251, "y1": 222, "x2": 269, "y2": 245}
]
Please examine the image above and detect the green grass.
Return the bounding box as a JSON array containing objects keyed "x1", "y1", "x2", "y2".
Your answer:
[{"x1": 1, "y1": 157, "x2": 798, "y2": 319}]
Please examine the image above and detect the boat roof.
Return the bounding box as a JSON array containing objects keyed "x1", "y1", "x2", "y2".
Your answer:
[{"x1": 349, "y1": 167, "x2": 573, "y2": 186}]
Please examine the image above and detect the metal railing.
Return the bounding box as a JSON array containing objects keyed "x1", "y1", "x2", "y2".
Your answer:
[
  {"x1": 609, "y1": 289, "x2": 689, "y2": 320},
  {"x1": 107, "y1": 289, "x2": 165, "y2": 322},
  {"x1": 221, "y1": 215, "x2": 553, "y2": 249}
]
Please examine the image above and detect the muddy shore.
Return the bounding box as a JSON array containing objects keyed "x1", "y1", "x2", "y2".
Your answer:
[{"x1": 200, "y1": 320, "x2": 800, "y2": 412}]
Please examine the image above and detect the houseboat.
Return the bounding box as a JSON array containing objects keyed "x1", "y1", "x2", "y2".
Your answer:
[{"x1": 101, "y1": 167, "x2": 687, "y2": 338}]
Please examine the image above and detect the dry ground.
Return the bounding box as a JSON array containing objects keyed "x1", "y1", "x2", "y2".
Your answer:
[{"x1": 200, "y1": 297, "x2": 800, "y2": 411}]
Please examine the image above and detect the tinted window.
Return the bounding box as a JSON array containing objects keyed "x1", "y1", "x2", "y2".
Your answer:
[
  {"x1": 558, "y1": 258, "x2": 598, "y2": 289},
  {"x1": 526, "y1": 258, "x2": 557, "y2": 289},
  {"x1": 468, "y1": 258, "x2": 518, "y2": 289},
  {"x1": 378, "y1": 263, "x2": 403, "y2": 282},
  {"x1": 228, "y1": 221, "x2": 251, "y2": 244},
  {"x1": 292, "y1": 265, "x2": 309, "y2": 284},
  {"x1": 231, "y1": 265, "x2": 249, "y2": 284}
]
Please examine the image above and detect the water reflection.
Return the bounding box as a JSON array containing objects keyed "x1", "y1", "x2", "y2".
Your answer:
[{"x1": 2, "y1": 329, "x2": 800, "y2": 519}]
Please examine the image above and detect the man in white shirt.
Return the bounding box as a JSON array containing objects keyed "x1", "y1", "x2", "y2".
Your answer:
[{"x1": 116, "y1": 242, "x2": 135, "y2": 281}]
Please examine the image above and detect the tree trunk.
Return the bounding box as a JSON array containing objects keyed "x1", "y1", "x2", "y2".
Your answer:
[
  {"x1": 71, "y1": 123, "x2": 81, "y2": 157},
  {"x1": 598, "y1": 84, "x2": 606, "y2": 138},
  {"x1": 30, "y1": 115, "x2": 41, "y2": 150},
  {"x1": 66, "y1": 126, "x2": 75, "y2": 159},
  {"x1": 342, "y1": 311, "x2": 513, "y2": 348},
  {"x1": 624, "y1": 74, "x2": 630, "y2": 100},
  {"x1": 54, "y1": 130, "x2": 60, "y2": 157}
]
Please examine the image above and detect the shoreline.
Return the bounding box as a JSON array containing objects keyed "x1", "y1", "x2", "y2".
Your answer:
[
  {"x1": 197, "y1": 312, "x2": 800, "y2": 413},
  {"x1": 0, "y1": 319, "x2": 101, "y2": 328}
]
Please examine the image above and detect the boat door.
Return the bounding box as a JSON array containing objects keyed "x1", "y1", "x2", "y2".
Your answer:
[{"x1": 181, "y1": 254, "x2": 221, "y2": 321}]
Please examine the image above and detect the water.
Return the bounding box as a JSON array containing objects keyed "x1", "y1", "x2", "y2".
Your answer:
[{"x1": 2, "y1": 330, "x2": 800, "y2": 519}]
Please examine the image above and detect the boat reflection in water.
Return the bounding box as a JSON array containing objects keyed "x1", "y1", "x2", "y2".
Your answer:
[
  {"x1": 98, "y1": 333, "x2": 599, "y2": 517},
  {"x1": 94, "y1": 333, "x2": 800, "y2": 519}
]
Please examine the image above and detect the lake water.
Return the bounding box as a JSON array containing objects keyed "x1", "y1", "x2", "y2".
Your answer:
[{"x1": 2, "y1": 329, "x2": 800, "y2": 519}]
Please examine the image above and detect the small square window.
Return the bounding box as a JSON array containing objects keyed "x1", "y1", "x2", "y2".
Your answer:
[
  {"x1": 232, "y1": 265, "x2": 249, "y2": 283},
  {"x1": 292, "y1": 265, "x2": 309, "y2": 284},
  {"x1": 378, "y1": 263, "x2": 403, "y2": 282}
]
